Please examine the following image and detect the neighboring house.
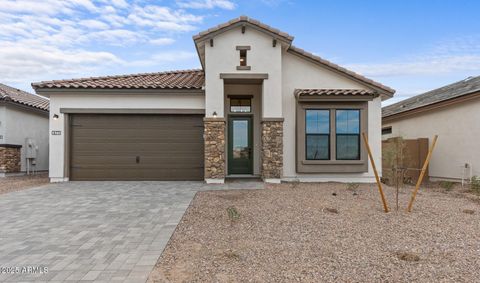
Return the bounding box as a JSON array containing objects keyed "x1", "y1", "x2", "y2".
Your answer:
[
  {"x1": 32, "y1": 16, "x2": 395, "y2": 183},
  {"x1": 382, "y1": 76, "x2": 480, "y2": 182},
  {"x1": 0, "y1": 83, "x2": 49, "y2": 176}
]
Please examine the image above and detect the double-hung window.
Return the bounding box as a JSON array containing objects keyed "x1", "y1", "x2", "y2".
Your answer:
[
  {"x1": 296, "y1": 101, "x2": 368, "y2": 173},
  {"x1": 335, "y1": 110, "x2": 360, "y2": 160},
  {"x1": 305, "y1": 110, "x2": 330, "y2": 160}
]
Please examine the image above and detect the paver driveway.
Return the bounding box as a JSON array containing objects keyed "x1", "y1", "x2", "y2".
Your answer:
[{"x1": 0, "y1": 181, "x2": 263, "y2": 282}]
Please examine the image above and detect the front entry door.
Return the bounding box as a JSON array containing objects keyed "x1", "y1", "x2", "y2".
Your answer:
[{"x1": 228, "y1": 116, "x2": 253, "y2": 174}]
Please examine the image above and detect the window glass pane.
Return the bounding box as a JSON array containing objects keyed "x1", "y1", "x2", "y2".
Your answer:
[
  {"x1": 230, "y1": 98, "x2": 251, "y2": 113},
  {"x1": 240, "y1": 50, "x2": 247, "y2": 66},
  {"x1": 306, "y1": 110, "x2": 329, "y2": 134},
  {"x1": 336, "y1": 110, "x2": 360, "y2": 134},
  {"x1": 232, "y1": 120, "x2": 249, "y2": 159},
  {"x1": 336, "y1": 135, "x2": 359, "y2": 160},
  {"x1": 306, "y1": 135, "x2": 329, "y2": 160}
]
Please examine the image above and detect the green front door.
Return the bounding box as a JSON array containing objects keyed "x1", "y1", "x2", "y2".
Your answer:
[{"x1": 228, "y1": 116, "x2": 253, "y2": 174}]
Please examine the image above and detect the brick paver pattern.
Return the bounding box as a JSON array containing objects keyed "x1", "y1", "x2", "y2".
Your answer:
[{"x1": 0, "y1": 181, "x2": 262, "y2": 282}]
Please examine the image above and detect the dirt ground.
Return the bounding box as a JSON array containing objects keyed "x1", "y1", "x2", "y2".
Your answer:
[
  {"x1": 0, "y1": 173, "x2": 49, "y2": 195},
  {"x1": 149, "y1": 182, "x2": 480, "y2": 283}
]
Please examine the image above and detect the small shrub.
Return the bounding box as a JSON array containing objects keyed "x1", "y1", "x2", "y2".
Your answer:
[
  {"x1": 471, "y1": 176, "x2": 480, "y2": 195},
  {"x1": 440, "y1": 181, "x2": 455, "y2": 191},
  {"x1": 227, "y1": 206, "x2": 240, "y2": 220},
  {"x1": 346, "y1": 182, "x2": 359, "y2": 191}
]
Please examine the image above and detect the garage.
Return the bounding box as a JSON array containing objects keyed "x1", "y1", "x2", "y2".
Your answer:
[{"x1": 69, "y1": 114, "x2": 204, "y2": 181}]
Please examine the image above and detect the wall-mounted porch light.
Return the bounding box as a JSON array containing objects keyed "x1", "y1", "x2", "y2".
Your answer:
[
  {"x1": 212, "y1": 111, "x2": 217, "y2": 118},
  {"x1": 53, "y1": 114, "x2": 59, "y2": 120}
]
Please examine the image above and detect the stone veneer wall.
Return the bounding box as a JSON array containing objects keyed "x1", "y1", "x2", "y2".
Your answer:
[
  {"x1": 204, "y1": 118, "x2": 226, "y2": 179},
  {"x1": 0, "y1": 145, "x2": 22, "y2": 173},
  {"x1": 261, "y1": 120, "x2": 283, "y2": 179}
]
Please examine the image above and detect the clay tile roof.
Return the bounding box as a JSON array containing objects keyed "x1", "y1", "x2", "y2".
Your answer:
[
  {"x1": 288, "y1": 46, "x2": 395, "y2": 96},
  {"x1": 31, "y1": 69, "x2": 205, "y2": 90},
  {"x1": 0, "y1": 83, "x2": 49, "y2": 111},
  {"x1": 193, "y1": 15, "x2": 294, "y2": 42},
  {"x1": 382, "y1": 75, "x2": 480, "y2": 118},
  {"x1": 294, "y1": 89, "x2": 376, "y2": 97}
]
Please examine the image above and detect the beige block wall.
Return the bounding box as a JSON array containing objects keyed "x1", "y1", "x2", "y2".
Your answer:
[{"x1": 382, "y1": 97, "x2": 480, "y2": 181}]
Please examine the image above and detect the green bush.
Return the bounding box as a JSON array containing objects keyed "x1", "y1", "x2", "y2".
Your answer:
[
  {"x1": 346, "y1": 182, "x2": 359, "y2": 191},
  {"x1": 440, "y1": 181, "x2": 454, "y2": 191},
  {"x1": 471, "y1": 176, "x2": 480, "y2": 194}
]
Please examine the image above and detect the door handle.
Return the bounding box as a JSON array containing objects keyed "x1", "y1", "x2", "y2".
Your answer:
[{"x1": 136, "y1": 156, "x2": 140, "y2": 163}]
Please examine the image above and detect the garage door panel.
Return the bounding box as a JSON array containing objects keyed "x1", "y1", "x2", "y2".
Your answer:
[
  {"x1": 71, "y1": 142, "x2": 203, "y2": 153},
  {"x1": 70, "y1": 114, "x2": 204, "y2": 181},
  {"x1": 71, "y1": 168, "x2": 203, "y2": 181}
]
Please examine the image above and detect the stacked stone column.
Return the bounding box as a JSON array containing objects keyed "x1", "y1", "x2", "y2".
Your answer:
[
  {"x1": 0, "y1": 144, "x2": 22, "y2": 173},
  {"x1": 261, "y1": 119, "x2": 283, "y2": 180},
  {"x1": 204, "y1": 118, "x2": 226, "y2": 182}
]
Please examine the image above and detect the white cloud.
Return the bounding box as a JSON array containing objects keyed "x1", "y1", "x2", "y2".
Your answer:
[
  {"x1": 177, "y1": 0, "x2": 236, "y2": 10},
  {"x1": 128, "y1": 5, "x2": 202, "y2": 31},
  {"x1": 150, "y1": 37, "x2": 176, "y2": 46},
  {"x1": 347, "y1": 54, "x2": 480, "y2": 77},
  {"x1": 79, "y1": 19, "x2": 110, "y2": 29},
  {"x1": 346, "y1": 36, "x2": 480, "y2": 77},
  {"x1": 0, "y1": 42, "x2": 121, "y2": 83}
]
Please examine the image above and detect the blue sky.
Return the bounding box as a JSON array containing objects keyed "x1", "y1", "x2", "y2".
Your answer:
[{"x1": 1, "y1": 0, "x2": 479, "y2": 105}]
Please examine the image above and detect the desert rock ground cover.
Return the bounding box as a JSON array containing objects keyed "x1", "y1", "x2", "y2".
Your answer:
[{"x1": 149, "y1": 182, "x2": 480, "y2": 282}]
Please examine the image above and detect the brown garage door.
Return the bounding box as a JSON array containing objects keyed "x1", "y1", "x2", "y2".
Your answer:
[{"x1": 69, "y1": 114, "x2": 204, "y2": 181}]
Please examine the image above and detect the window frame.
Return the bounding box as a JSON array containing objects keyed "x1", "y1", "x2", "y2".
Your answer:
[
  {"x1": 335, "y1": 109, "x2": 361, "y2": 161},
  {"x1": 296, "y1": 101, "x2": 369, "y2": 173},
  {"x1": 230, "y1": 97, "x2": 252, "y2": 113},
  {"x1": 236, "y1": 46, "x2": 251, "y2": 70},
  {"x1": 305, "y1": 109, "x2": 330, "y2": 160}
]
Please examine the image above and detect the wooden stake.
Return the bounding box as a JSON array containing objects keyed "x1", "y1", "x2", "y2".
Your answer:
[
  {"x1": 362, "y1": 132, "x2": 389, "y2": 213},
  {"x1": 407, "y1": 135, "x2": 438, "y2": 212}
]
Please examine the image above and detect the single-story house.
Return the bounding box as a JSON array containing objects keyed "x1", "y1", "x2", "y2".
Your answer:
[
  {"x1": 0, "y1": 83, "x2": 49, "y2": 176},
  {"x1": 382, "y1": 76, "x2": 480, "y2": 182},
  {"x1": 32, "y1": 16, "x2": 395, "y2": 183}
]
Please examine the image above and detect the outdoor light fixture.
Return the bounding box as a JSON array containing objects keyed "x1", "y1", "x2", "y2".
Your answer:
[
  {"x1": 53, "y1": 114, "x2": 59, "y2": 120},
  {"x1": 212, "y1": 111, "x2": 217, "y2": 118}
]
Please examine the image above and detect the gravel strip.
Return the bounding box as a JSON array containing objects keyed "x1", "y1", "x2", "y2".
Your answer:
[
  {"x1": 149, "y1": 183, "x2": 480, "y2": 282},
  {"x1": 0, "y1": 173, "x2": 49, "y2": 195}
]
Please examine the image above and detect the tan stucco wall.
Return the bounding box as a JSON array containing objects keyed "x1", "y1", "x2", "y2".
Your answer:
[
  {"x1": 204, "y1": 26, "x2": 282, "y2": 118},
  {"x1": 4, "y1": 106, "x2": 49, "y2": 172},
  {"x1": 48, "y1": 92, "x2": 205, "y2": 182},
  {"x1": 281, "y1": 51, "x2": 383, "y2": 182},
  {"x1": 383, "y1": 97, "x2": 480, "y2": 181}
]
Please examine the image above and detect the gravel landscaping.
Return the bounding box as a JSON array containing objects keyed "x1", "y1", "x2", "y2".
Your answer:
[
  {"x1": 0, "y1": 173, "x2": 49, "y2": 195},
  {"x1": 148, "y1": 182, "x2": 480, "y2": 282}
]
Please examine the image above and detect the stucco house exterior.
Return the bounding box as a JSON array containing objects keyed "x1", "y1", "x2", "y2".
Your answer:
[
  {"x1": 0, "y1": 83, "x2": 49, "y2": 176},
  {"x1": 32, "y1": 16, "x2": 395, "y2": 183},
  {"x1": 382, "y1": 76, "x2": 480, "y2": 182}
]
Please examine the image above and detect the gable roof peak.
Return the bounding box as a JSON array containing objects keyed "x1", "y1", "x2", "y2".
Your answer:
[{"x1": 193, "y1": 15, "x2": 294, "y2": 43}]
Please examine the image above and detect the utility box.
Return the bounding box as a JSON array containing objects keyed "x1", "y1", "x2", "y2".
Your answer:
[{"x1": 25, "y1": 138, "x2": 38, "y2": 159}]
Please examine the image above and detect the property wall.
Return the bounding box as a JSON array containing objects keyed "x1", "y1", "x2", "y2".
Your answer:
[
  {"x1": 382, "y1": 97, "x2": 480, "y2": 181},
  {"x1": 224, "y1": 84, "x2": 262, "y2": 175},
  {"x1": 282, "y1": 51, "x2": 383, "y2": 182},
  {"x1": 204, "y1": 26, "x2": 282, "y2": 118},
  {"x1": 48, "y1": 92, "x2": 205, "y2": 182},
  {"x1": 0, "y1": 106, "x2": 5, "y2": 143},
  {"x1": 3, "y1": 105, "x2": 49, "y2": 172}
]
